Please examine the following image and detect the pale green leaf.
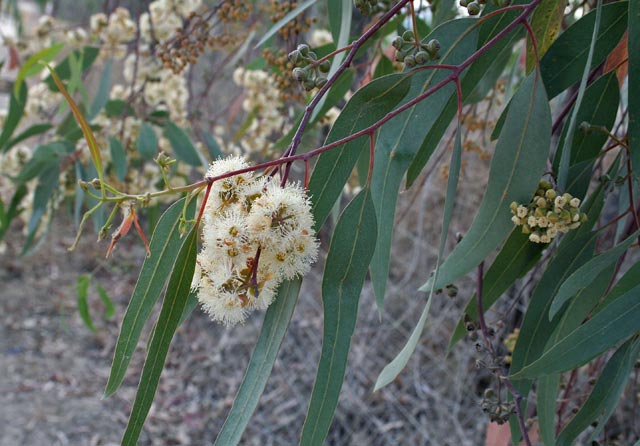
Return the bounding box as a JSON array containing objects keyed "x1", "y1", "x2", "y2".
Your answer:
[
  {"x1": 104, "y1": 198, "x2": 195, "y2": 397},
  {"x1": 301, "y1": 187, "x2": 377, "y2": 445},
  {"x1": 214, "y1": 279, "x2": 302, "y2": 446},
  {"x1": 549, "y1": 229, "x2": 640, "y2": 319},
  {"x1": 419, "y1": 70, "x2": 551, "y2": 293},
  {"x1": 255, "y1": 0, "x2": 317, "y2": 48},
  {"x1": 511, "y1": 285, "x2": 640, "y2": 379},
  {"x1": 121, "y1": 227, "x2": 198, "y2": 445}
]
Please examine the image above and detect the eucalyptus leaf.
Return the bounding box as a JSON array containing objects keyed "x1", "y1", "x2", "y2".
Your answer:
[
  {"x1": 122, "y1": 227, "x2": 198, "y2": 446},
  {"x1": 301, "y1": 187, "x2": 377, "y2": 445},
  {"x1": 419, "y1": 70, "x2": 551, "y2": 293},
  {"x1": 105, "y1": 198, "x2": 195, "y2": 397},
  {"x1": 511, "y1": 284, "x2": 640, "y2": 379}
]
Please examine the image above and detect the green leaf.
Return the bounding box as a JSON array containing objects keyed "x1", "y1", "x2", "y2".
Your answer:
[
  {"x1": 507, "y1": 231, "x2": 600, "y2": 441},
  {"x1": 511, "y1": 284, "x2": 640, "y2": 379},
  {"x1": 96, "y1": 285, "x2": 116, "y2": 319},
  {"x1": 595, "y1": 260, "x2": 640, "y2": 313},
  {"x1": 104, "y1": 198, "x2": 195, "y2": 398},
  {"x1": 556, "y1": 0, "x2": 603, "y2": 191},
  {"x1": 407, "y1": 5, "x2": 526, "y2": 187},
  {"x1": 555, "y1": 72, "x2": 620, "y2": 198},
  {"x1": 419, "y1": 70, "x2": 551, "y2": 293},
  {"x1": 14, "y1": 42, "x2": 64, "y2": 96},
  {"x1": 301, "y1": 187, "x2": 377, "y2": 445},
  {"x1": 4, "y1": 124, "x2": 54, "y2": 151},
  {"x1": 0, "y1": 184, "x2": 27, "y2": 241},
  {"x1": 536, "y1": 264, "x2": 615, "y2": 445},
  {"x1": 121, "y1": 227, "x2": 198, "y2": 446},
  {"x1": 108, "y1": 137, "x2": 127, "y2": 182},
  {"x1": 203, "y1": 132, "x2": 223, "y2": 160},
  {"x1": 447, "y1": 229, "x2": 543, "y2": 351},
  {"x1": 630, "y1": 0, "x2": 640, "y2": 180},
  {"x1": 371, "y1": 18, "x2": 478, "y2": 307},
  {"x1": 526, "y1": 0, "x2": 565, "y2": 72},
  {"x1": 0, "y1": 81, "x2": 27, "y2": 152},
  {"x1": 255, "y1": 0, "x2": 318, "y2": 47},
  {"x1": 76, "y1": 274, "x2": 96, "y2": 332},
  {"x1": 556, "y1": 336, "x2": 640, "y2": 446},
  {"x1": 104, "y1": 99, "x2": 135, "y2": 118},
  {"x1": 508, "y1": 232, "x2": 598, "y2": 382},
  {"x1": 45, "y1": 63, "x2": 104, "y2": 187},
  {"x1": 549, "y1": 229, "x2": 640, "y2": 319},
  {"x1": 137, "y1": 122, "x2": 158, "y2": 160},
  {"x1": 163, "y1": 122, "x2": 203, "y2": 167},
  {"x1": 14, "y1": 142, "x2": 69, "y2": 183},
  {"x1": 90, "y1": 58, "x2": 113, "y2": 119},
  {"x1": 213, "y1": 279, "x2": 302, "y2": 446},
  {"x1": 308, "y1": 73, "x2": 412, "y2": 230},
  {"x1": 376, "y1": 121, "x2": 463, "y2": 390},
  {"x1": 43, "y1": 46, "x2": 100, "y2": 91},
  {"x1": 22, "y1": 164, "x2": 60, "y2": 254},
  {"x1": 540, "y1": 1, "x2": 628, "y2": 99},
  {"x1": 310, "y1": 0, "x2": 351, "y2": 122}
]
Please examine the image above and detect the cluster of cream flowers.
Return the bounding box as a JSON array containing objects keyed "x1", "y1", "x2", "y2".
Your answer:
[
  {"x1": 510, "y1": 180, "x2": 587, "y2": 244},
  {"x1": 192, "y1": 157, "x2": 318, "y2": 326},
  {"x1": 230, "y1": 68, "x2": 291, "y2": 154}
]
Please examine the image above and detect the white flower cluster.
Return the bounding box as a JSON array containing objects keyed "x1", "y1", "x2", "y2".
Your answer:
[
  {"x1": 0, "y1": 144, "x2": 64, "y2": 250},
  {"x1": 192, "y1": 156, "x2": 318, "y2": 326},
  {"x1": 510, "y1": 180, "x2": 587, "y2": 244},
  {"x1": 231, "y1": 68, "x2": 291, "y2": 153},
  {"x1": 90, "y1": 7, "x2": 136, "y2": 60},
  {"x1": 309, "y1": 29, "x2": 334, "y2": 47}
]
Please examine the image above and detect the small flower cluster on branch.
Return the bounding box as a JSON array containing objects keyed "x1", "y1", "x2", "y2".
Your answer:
[
  {"x1": 192, "y1": 157, "x2": 318, "y2": 326},
  {"x1": 510, "y1": 180, "x2": 587, "y2": 244}
]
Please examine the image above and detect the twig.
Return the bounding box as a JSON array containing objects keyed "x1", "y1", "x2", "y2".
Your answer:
[{"x1": 476, "y1": 262, "x2": 533, "y2": 446}]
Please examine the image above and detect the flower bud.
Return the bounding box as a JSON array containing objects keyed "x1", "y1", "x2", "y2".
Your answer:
[
  {"x1": 467, "y1": 2, "x2": 481, "y2": 15},
  {"x1": 404, "y1": 55, "x2": 416, "y2": 68},
  {"x1": 288, "y1": 50, "x2": 301, "y2": 63},
  {"x1": 292, "y1": 67, "x2": 307, "y2": 81},
  {"x1": 318, "y1": 60, "x2": 331, "y2": 73},
  {"x1": 297, "y1": 43, "x2": 310, "y2": 56},
  {"x1": 392, "y1": 36, "x2": 403, "y2": 50},
  {"x1": 426, "y1": 39, "x2": 441, "y2": 56},
  {"x1": 402, "y1": 30, "x2": 415, "y2": 42},
  {"x1": 415, "y1": 50, "x2": 430, "y2": 64}
]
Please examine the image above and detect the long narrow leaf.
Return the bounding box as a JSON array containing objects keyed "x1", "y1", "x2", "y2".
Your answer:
[
  {"x1": 255, "y1": 0, "x2": 317, "y2": 48},
  {"x1": 300, "y1": 187, "x2": 377, "y2": 445},
  {"x1": 419, "y1": 70, "x2": 551, "y2": 292},
  {"x1": 121, "y1": 227, "x2": 198, "y2": 445},
  {"x1": 556, "y1": 337, "x2": 640, "y2": 446},
  {"x1": 45, "y1": 63, "x2": 104, "y2": 186},
  {"x1": 371, "y1": 19, "x2": 477, "y2": 307},
  {"x1": 549, "y1": 228, "x2": 640, "y2": 319},
  {"x1": 214, "y1": 279, "x2": 302, "y2": 445},
  {"x1": 0, "y1": 81, "x2": 27, "y2": 152},
  {"x1": 105, "y1": 198, "x2": 194, "y2": 397},
  {"x1": 511, "y1": 284, "x2": 640, "y2": 379},
  {"x1": 375, "y1": 121, "x2": 463, "y2": 390},
  {"x1": 556, "y1": 0, "x2": 602, "y2": 191}
]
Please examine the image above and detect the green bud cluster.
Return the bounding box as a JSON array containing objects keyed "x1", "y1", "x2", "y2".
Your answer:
[
  {"x1": 354, "y1": 0, "x2": 393, "y2": 15},
  {"x1": 288, "y1": 43, "x2": 330, "y2": 91},
  {"x1": 460, "y1": 0, "x2": 511, "y2": 16},
  {"x1": 510, "y1": 180, "x2": 587, "y2": 244},
  {"x1": 393, "y1": 31, "x2": 441, "y2": 69}
]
